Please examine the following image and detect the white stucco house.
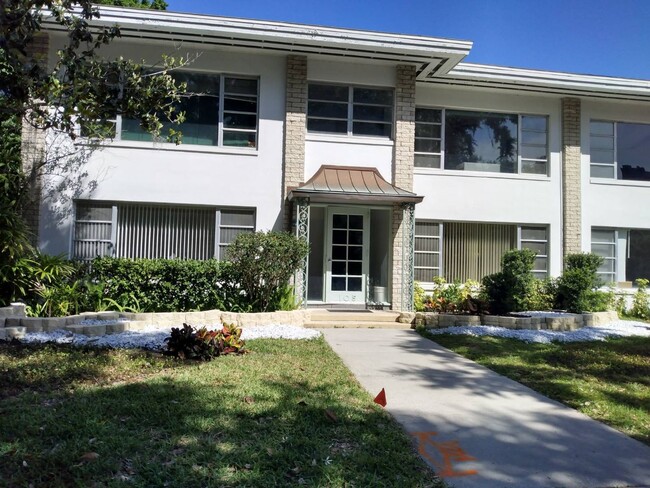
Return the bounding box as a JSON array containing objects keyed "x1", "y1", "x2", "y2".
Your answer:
[{"x1": 29, "y1": 7, "x2": 650, "y2": 311}]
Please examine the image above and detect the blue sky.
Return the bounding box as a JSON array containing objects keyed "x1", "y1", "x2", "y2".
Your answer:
[{"x1": 166, "y1": 0, "x2": 650, "y2": 80}]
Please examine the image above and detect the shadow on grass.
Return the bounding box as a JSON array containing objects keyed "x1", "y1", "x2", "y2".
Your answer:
[
  {"x1": 0, "y1": 342, "x2": 181, "y2": 399},
  {"x1": 0, "y1": 339, "x2": 441, "y2": 487}
]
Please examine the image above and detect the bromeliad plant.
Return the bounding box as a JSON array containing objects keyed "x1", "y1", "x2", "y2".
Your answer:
[{"x1": 164, "y1": 323, "x2": 246, "y2": 361}]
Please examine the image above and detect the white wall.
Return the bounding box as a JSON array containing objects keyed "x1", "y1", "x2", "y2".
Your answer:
[
  {"x1": 40, "y1": 35, "x2": 287, "y2": 255},
  {"x1": 580, "y1": 98, "x2": 650, "y2": 250},
  {"x1": 304, "y1": 59, "x2": 396, "y2": 182},
  {"x1": 413, "y1": 84, "x2": 564, "y2": 276}
]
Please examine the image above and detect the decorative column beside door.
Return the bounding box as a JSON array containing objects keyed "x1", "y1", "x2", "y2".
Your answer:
[
  {"x1": 401, "y1": 202, "x2": 416, "y2": 312},
  {"x1": 294, "y1": 197, "x2": 310, "y2": 308}
]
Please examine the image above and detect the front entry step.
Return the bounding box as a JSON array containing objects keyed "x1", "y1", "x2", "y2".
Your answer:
[{"x1": 305, "y1": 310, "x2": 408, "y2": 329}]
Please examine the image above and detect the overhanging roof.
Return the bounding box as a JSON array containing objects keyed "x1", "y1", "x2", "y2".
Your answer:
[
  {"x1": 288, "y1": 165, "x2": 423, "y2": 204},
  {"x1": 426, "y1": 63, "x2": 650, "y2": 102},
  {"x1": 42, "y1": 6, "x2": 471, "y2": 77}
]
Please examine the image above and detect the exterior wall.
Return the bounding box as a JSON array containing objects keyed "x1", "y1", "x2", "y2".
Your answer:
[
  {"x1": 304, "y1": 59, "x2": 396, "y2": 182},
  {"x1": 581, "y1": 98, "x2": 650, "y2": 235},
  {"x1": 413, "y1": 85, "x2": 564, "y2": 278},
  {"x1": 562, "y1": 98, "x2": 582, "y2": 256},
  {"x1": 39, "y1": 35, "x2": 287, "y2": 256}
]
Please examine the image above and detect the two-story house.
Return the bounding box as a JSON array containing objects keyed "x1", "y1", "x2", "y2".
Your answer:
[{"x1": 28, "y1": 7, "x2": 650, "y2": 311}]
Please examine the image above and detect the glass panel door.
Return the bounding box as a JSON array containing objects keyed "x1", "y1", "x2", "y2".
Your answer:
[{"x1": 325, "y1": 208, "x2": 369, "y2": 303}]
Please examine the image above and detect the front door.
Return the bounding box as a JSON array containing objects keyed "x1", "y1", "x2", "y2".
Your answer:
[{"x1": 325, "y1": 208, "x2": 369, "y2": 304}]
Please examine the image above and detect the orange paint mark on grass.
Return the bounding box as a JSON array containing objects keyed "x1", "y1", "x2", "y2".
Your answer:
[{"x1": 412, "y1": 431, "x2": 478, "y2": 478}]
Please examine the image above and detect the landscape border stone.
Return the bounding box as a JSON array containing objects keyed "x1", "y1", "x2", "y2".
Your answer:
[
  {"x1": 0, "y1": 309, "x2": 313, "y2": 338},
  {"x1": 404, "y1": 310, "x2": 619, "y2": 331}
]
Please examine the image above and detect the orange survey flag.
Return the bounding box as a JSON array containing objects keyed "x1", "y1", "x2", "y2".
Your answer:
[{"x1": 374, "y1": 388, "x2": 387, "y2": 407}]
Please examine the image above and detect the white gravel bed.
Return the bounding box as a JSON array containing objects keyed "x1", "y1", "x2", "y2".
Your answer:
[
  {"x1": 19, "y1": 324, "x2": 321, "y2": 350},
  {"x1": 79, "y1": 318, "x2": 130, "y2": 325},
  {"x1": 426, "y1": 320, "x2": 650, "y2": 344}
]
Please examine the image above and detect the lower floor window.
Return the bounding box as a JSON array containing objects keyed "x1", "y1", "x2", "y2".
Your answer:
[
  {"x1": 591, "y1": 228, "x2": 650, "y2": 284},
  {"x1": 414, "y1": 221, "x2": 549, "y2": 282},
  {"x1": 73, "y1": 201, "x2": 255, "y2": 261}
]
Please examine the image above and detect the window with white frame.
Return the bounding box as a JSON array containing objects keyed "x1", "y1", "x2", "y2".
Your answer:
[
  {"x1": 413, "y1": 221, "x2": 549, "y2": 283},
  {"x1": 73, "y1": 202, "x2": 255, "y2": 261},
  {"x1": 591, "y1": 228, "x2": 650, "y2": 284},
  {"x1": 100, "y1": 72, "x2": 258, "y2": 148},
  {"x1": 590, "y1": 120, "x2": 650, "y2": 181},
  {"x1": 414, "y1": 222, "x2": 441, "y2": 282},
  {"x1": 307, "y1": 84, "x2": 394, "y2": 138},
  {"x1": 414, "y1": 108, "x2": 548, "y2": 175},
  {"x1": 591, "y1": 229, "x2": 617, "y2": 283},
  {"x1": 519, "y1": 226, "x2": 549, "y2": 279}
]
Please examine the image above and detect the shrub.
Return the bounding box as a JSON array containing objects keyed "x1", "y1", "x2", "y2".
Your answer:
[
  {"x1": 629, "y1": 278, "x2": 650, "y2": 320},
  {"x1": 555, "y1": 252, "x2": 612, "y2": 313},
  {"x1": 164, "y1": 323, "x2": 246, "y2": 361},
  {"x1": 481, "y1": 249, "x2": 536, "y2": 315},
  {"x1": 526, "y1": 278, "x2": 558, "y2": 311},
  {"x1": 87, "y1": 257, "x2": 245, "y2": 313},
  {"x1": 226, "y1": 231, "x2": 309, "y2": 312},
  {"x1": 414, "y1": 277, "x2": 484, "y2": 314}
]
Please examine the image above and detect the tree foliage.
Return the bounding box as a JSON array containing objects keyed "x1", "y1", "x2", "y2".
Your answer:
[
  {"x1": 94, "y1": 0, "x2": 168, "y2": 10},
  {"x1": 1, "y1": 1, "x2": 185, "y2": 141},
  {"x1": 0, "y1": 1, "x2": 186, "y2": 305}
]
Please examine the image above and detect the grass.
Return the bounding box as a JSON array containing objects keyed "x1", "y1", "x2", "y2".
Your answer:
[
  {"x1": 0, "y1": 338, "x2": 443, "y2": 487},
  {"x1": 421, "y1": 332, "x2": 650, "y2": 446}
]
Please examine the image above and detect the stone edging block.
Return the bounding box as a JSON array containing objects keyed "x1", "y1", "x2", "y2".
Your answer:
[{"x1": 402, "y1": 310, "x2": 620, "y2": 331}]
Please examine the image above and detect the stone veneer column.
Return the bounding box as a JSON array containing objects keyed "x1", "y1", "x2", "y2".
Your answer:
[
  {"x1": 562, "y1": 97, "x2": 582, "y2": 257},
  {"x1": 21, "y1": 33, "x2": 50, "y2": 247},
  {"x1": 391, "y1": 65, "x2": 416, "y2": 311},
  {"x1": 282, "y1": 55, "x2": 308, "y2": 231}
]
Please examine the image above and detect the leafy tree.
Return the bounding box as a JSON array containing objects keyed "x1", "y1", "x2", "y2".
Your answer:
[
  {"x1": 0, "y1": 1, "x2": 186, "y2": 305},
  {"x1": 94, "y1": 0, "x2": 168, "y2": 9}
]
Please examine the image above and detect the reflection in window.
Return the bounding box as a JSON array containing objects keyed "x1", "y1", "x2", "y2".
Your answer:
[
  {"x1": 590, "y1": 121, "x2": 650, "y2": 181},
  {"x1": 121, "y1": 73, "x2": 258, "y2": 148},
  {"x1": 414, "y1": 109, "x2": 548, "y2": 175}
]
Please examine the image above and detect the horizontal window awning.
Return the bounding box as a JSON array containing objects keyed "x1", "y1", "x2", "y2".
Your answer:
[{"x1": 288, "y1": 165, "x2": 424, "y2": 204}]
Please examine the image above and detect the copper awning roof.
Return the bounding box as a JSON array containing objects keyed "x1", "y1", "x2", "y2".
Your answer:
[{"x1": 288, "y1": 165, "x2": 424, "y2": 204}]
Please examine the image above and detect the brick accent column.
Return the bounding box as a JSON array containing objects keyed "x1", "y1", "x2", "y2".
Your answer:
[
  {"x1": 392, "y1": 65, "x2": 416, "y2": 191},
  {"x1": 282, "y1": 55, "x2": 308, "y2": 231},
  {"x1": 21, "y1": 33, "x2": 50, "y2": 246},
  {"x1": 391, "y1": 65, "x2": 416, "y2": 311},
  {"x1": 562, "y1": 97, "x2": 582, "y2": 257}
]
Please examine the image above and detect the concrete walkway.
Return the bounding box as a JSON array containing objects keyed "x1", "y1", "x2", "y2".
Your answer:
[{"x1": 321, "y1": 328, "x2": 650, "y2": 488}]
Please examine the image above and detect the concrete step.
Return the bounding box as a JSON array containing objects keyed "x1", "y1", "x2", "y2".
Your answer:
[
  {"x1": 308, "y1": 311, "x2": 400, "y2": 323},
  {"x1": 305, "y1": 321, "x2": 410, "y2": 329}
]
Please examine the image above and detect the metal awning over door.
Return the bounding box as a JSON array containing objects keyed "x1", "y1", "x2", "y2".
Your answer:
[{"x1": 288, "y1": 165, "x2": 423, "y2": 204}]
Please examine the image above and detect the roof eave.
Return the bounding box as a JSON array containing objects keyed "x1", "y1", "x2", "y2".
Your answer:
[
  {"x1": 423, "y1": 62, "x2": 650, "y2": 101},
  {"x1": 41, "y1": 7, "x2": 472, "y2": 73}
]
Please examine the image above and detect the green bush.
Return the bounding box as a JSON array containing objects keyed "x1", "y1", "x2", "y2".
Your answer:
[
  {"x1": 526, "y1": 278, "x2": 558, "y2": 311},
  {"x1": 481, "y1": 249, "x2": 536, "y2": 315},
  {"x1": 226, "y1": 231, "x2": 309, "y2": 312},
  {"x1": 629, "y1": 278, "x2": 650, "y2": 320},
  {"x1": 413, "y1": 277, "x2": 484, "y2": 314},
  {"x1": 87, "y1": 257, "x2": 244, "y2": 313},
  {"x1": 555, "y1": 252, "x2": 612, "y2": 313}
]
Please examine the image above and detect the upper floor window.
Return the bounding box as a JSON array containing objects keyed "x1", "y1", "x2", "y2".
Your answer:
[
  {"x1": 307, "y1": 84, "x2": 394, "y2": 138},
  {"x1": 415, "y1": 108, "x2": 549, "y2": 175},
  {"x1": 590, "y1": 121, "x2": 650, "y2": 181},
  {"x1": 87, "y1": 73, "x2": 259, "y2": 148}
]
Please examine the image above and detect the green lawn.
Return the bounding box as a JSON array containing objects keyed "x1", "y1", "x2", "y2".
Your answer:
[
  {"x1": 0, "y1": 338, "x2": 443, "y2": 487},
  {"x1": 422, "y1": 333, "x2": 650, "y2": 446}
]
